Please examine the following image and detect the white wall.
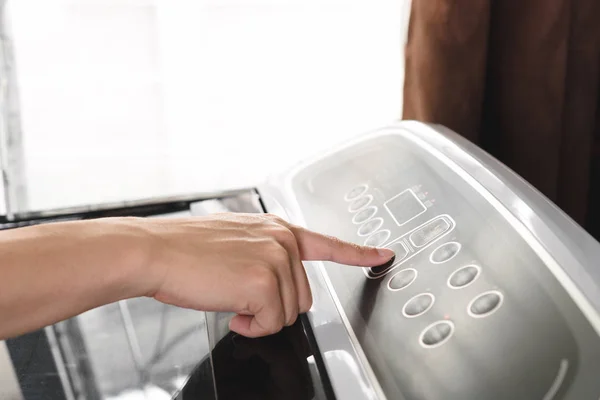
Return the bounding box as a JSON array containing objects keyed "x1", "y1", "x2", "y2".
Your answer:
[{"x1": 6, "y1": 0, "x2": 409, "y2": 211}]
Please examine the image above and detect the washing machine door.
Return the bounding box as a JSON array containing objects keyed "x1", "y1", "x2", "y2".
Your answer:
[
  {"x1": 174, "y1": 311, "x2": 333, "y2": 400},
  {"x1": 2, "y1": 189, "x2": 334, "y2": 400}
]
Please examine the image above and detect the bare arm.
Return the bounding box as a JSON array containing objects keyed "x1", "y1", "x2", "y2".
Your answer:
[
  {"x1": 0, "y1": 218, "x2": 152, "y2": 339},
  {"x1": 0, "y1": 213, "x2": 394, "y2": 340}
]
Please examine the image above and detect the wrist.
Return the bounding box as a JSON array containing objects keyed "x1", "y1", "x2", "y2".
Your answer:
[{"x1": 94, "y1": 217, "x2": 158, "y2": 300}]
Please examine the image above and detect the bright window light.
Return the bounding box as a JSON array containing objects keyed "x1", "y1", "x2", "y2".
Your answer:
[{"x1": 5, "y1": 0, "x2": 409, "y2": 210}]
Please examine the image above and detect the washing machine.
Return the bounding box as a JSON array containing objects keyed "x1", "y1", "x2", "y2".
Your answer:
[{"x1": 2, "y1": 121, "x2": 600, "y2": 400}]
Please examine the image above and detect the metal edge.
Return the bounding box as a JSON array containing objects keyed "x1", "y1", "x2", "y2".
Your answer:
[
  {"x1": 44, "y1": 327, "x2": 76, "y2": 400},
  {"x1": 5, "y1": 188, "x2": 255, "y2": 222},
  {"x1": 257, "y1": 188, "x2": 385, "y2": 400},
  {"x1": 0, "y1": 341, "x2": 23, "y2": 400}
]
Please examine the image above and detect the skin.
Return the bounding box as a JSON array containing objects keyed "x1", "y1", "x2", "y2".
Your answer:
[{"x1": 0, "y1": 213, "x2": 394, "y2": 340}]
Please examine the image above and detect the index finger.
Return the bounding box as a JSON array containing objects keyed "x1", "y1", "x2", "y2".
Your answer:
[{"x1": 289, "y1": 225, "x2": 395, "y2": 266}]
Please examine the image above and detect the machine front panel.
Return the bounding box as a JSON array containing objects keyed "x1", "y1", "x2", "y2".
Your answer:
[{"x1": 289, "y1": 132, "x2": 600, "y2": 400}]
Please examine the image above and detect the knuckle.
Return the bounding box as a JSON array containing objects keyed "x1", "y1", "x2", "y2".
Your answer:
[
  {"x1": 287, "y1": 312, "x2": 298, "y2": 326},
  {"x1": 300, "y1": 295, "x2": 313, "y2": 314},
  {"x1": 333, "y1": 235, "x2": 351, "y2": 249},
  {"x1": 249, "y1": 266, "x2": 278, "y2": 295},
  {"x1": 265, "y1": 214, "x2": 288, "y2": 228},
  {"x1": 275, "y1": 226, "x2": 296, "y2": 245},
  {"x1": 263, "y1": 313, "x2": 285, "y2": 335},
  {"x1": 270, "y1": 245, "x2": 290, "y2": 267},
  {"x1": 356, "y1": 243, "x2": 371, "y2": 255},
  {"x1": 260, "y1": 236, "x2": 280, "y2": 252},
  {"x1": 261, "y1": 239, "x2": 289, "y2": 265},
  {"x1": 264, "y1": 213, "x2": 287, "y2": 226}
]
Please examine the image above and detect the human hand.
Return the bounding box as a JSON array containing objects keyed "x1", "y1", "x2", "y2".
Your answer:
[{"x1": 141, "y1": 213, "x2": 394, "y2": 338}]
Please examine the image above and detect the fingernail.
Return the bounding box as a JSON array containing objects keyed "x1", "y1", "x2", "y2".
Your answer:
[{"x1": 377, "y1": 248, "x2": 395, "y2": 259}]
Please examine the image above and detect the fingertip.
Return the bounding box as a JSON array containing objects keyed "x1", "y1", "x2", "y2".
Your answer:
[
  {"x1": 295, "y1": 226, "x2": 395, "y2": 266},
  {"x1": 376, "y1": 247, "x2": 395, "y2": 261}
]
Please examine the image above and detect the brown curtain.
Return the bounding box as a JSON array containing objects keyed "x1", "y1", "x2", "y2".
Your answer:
[{"x1": 402, "y1": 0, "x2": 600, "y2": 232}]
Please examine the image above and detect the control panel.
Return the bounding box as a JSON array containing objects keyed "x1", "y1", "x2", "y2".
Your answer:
[{"x1": 288, "y1": 133, "x2": 600, "y2": 400}]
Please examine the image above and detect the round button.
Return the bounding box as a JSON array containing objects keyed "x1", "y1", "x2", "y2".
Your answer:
[
  {"x1": 364, "y1": 230, "x2": 391, "y2": 247},
  {"x1": 357, "y1": 217, "x2": 383, "y2": 236},
  {"x1": 448, "y1": 265, "x2": 481, "y2": 289},
  {"x1": 348, "y1": 195, "x2": 373, "y2": 212},
  {"x1": 403, "y1": 293, "x2": 435, "y2": 318},
  {"x1": 353, "y1": 207, "x2": 378, "y2": 225},
  {"x1": 388, "y1": 268, "x2": 417, "y2": 291},
  {"x1": 420, "y1": 321, "x2": 454, "y2": 348},
  {"x1": 345, "y1": 184, "x2": 368, "y2": 201},
  {"x1": 430, "y1": 241, "x2": 461, "y2": 264},
  {"x1": 468, "y1": 290, "x2": 503, "y2": 318}
]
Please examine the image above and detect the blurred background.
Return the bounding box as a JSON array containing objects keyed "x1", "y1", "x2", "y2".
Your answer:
[{"x1": 0, "y1": 0, "x2": 410, "y2": 214}]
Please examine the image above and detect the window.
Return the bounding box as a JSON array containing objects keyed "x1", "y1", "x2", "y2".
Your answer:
[{"x1": 4, "y1": 0, "x2": 409, "y2": 211}]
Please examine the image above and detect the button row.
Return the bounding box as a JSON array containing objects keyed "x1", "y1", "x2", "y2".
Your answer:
[
  {"x1": 344, "y1": 184, "x2": 394, "y2": 249},
  {"x1": 418, "y1": 292, "x2": 502, "y2": 348},
  {"x1": 388, "y1": 264, "x2": 501, "y2": 315},
  {"x1": 413, "y1": 292, "x2": 502, "y2": 349},
  {"x1": 394, "y1": 286, "x2": 502, "y2": 320},
  {"x1": 385, "y1": 258, "x2": 501, "y2": 350},
  {"x1": 389, "y1": 263, "x2": 480, "y2": 292}
]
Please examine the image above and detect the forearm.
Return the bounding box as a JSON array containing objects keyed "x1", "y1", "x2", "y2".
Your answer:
[{"x1": 0, "y1": 218, "x2": 151, "y2": 340}]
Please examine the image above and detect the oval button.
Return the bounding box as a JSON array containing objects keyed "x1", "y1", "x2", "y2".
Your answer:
[
  {"x1": 388, "y1": 269, "x2": 417, "y2": 291},
  {"x1": 369, "y1": 241, "x2": 408, "y2": 276},
  {"x1": 348, "y1": 195, "x2": 373, "y2": 212},
  {"x1": 387, "y1": 241, "x2": 408, "y2": 261},
  {"x1": 403, "y1": 293, "x2": 435, "y2": 318},
  {"x1": 420, "y1": 321, "x2": 454, "y2": 348},
  {"x1": 468, "y1": 291, "x2": 503, "y2": 318},
  {"x1": 357, "y1": 217, "x2": 383, "y2": 236},
  {"x1": 345, "y1": 184, "x2": 368, "y2": 201},
  {"x1": 448, "y1": 265, "x2": 480, "y2": 289},
  {"x1": 369, "y1": 256, "x2": 396, "y2": 277},
  {"x1": 353, "y1": 207, "x2": 378, "y2": 225},
  {"x1": 364, "y1": 230, "x2": 391, "y2": 247},
  {"x1": 430, "y1": 242, "x2": 461, "y2": 264}
]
